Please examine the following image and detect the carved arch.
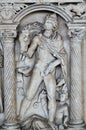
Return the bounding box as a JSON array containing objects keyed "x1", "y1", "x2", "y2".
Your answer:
[{"x1": 14, "y1": 4, "x2": 73, "y2": 23}]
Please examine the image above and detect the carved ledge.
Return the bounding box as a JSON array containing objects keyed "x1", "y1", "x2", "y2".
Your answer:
[{"x1": 0, "y1": 0, "x2": 84, "y2": 3}]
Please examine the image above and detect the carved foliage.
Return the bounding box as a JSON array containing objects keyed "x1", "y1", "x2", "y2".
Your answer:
[
  {"x1": 0, "y1": 3, "x2": 28, "y2": 23},
  {"x1": 68, "y1": 28, "x2": 86, "y2": 41},
  {"x1": 59, "y1": 3, "x2": 86, "y2": 19}
]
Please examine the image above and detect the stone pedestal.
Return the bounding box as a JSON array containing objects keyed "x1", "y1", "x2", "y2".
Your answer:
[{"x1": 1, "y1": 33, "x2": 20, "y2": 130}]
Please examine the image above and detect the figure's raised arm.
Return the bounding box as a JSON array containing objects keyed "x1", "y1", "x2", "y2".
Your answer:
[{"x1": 27, "y1": 36, "x2": 39, "y2": 58}]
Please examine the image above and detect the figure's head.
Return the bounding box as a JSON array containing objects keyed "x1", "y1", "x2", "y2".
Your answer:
[
  {"x1": 22, "y1": 29, "x2": 29, "y2": 35},
  {"x1": 19, "y1": 27, "x2": 30, "y2": 54},
  {"x1": 44, "y1": 13, "x2": 58, "y2": 30},
  {"x1": 59, "y1": 85, "x2": 68, "y2": 103},
  {"x1": 60, "y1": 93, "x2": 68, "y2": 102}
]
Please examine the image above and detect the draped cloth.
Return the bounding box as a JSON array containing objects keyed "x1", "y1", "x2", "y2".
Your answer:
[{"x1": 41, "y1": 34, "x2": 67, "y2": 83}]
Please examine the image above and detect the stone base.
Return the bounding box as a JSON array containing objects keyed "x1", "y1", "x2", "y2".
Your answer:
[
  {"x1": 1, "y1": 123, "x2": 21, "y2": 130},
  {"x1": 69, "y1": 123, "x2": 86, "y2": 130}
]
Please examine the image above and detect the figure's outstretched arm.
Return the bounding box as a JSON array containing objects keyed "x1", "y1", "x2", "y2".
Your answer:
[
  {"x1": 19, "y1": 31, "x2": 30, "y2": 60},
  {"x1": 27, "y1": 36, "x2": 39, "y2": 58},
  {"x1": 50, "y1": 59, "x2": 61, "y2": 68}
]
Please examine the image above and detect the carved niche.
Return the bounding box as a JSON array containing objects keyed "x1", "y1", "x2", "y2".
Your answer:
[
  {"x1": 15, "y1": 11, "x2": 69, "y2": 130},
  {"x1": 0, "y1": 1, "x2": 86, "y2": 130}
]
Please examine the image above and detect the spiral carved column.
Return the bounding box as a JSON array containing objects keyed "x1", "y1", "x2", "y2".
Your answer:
[
  {"x1": 1, "y1": 31, "x2": 20, "y2": 130},
  {"x1": 69, "y1": 29, "x2": 85, "y2": 129}
]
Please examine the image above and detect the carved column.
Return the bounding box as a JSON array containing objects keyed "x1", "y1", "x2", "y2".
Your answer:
[
  {"x1": 1, "y1": 30, "x2": 20, "y2": 130},
  {"x1": 69, "y1": 28, "x2": 85, "y2": 128},
  {"x1": 83, "y1": 33, "x2": 86, "y2": 123}
]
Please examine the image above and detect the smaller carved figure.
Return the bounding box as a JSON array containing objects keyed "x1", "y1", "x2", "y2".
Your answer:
[
  {"x1": 56, "y1": 85, "x2": 68, "y2": 129},
  {"x1": 16, "y1": 22, "x2": 43, "y2": 115},
  {"x1": 18, "y1": 27, "x2": 30, "y2": 61},
  {"x1": 16, "y1": 27, "x2": 35, "y2": 76},
  {"x1": 17, "y1": 22, "x2": 43, "y2": 76}
]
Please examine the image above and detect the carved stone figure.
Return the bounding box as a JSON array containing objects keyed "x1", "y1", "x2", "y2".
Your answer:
[
  {"x1": 56, "y1": 85, "x2": 68, "y2": 129},
  {"x1": 19, "y1": 84, "x2": 68, "y2": 130},
  {"x1": 16, "y1": 22, "x2": 43, "y2": 75},
  {"x1": 19, "y1": 13, "x2": 67, "y2": 130},
  {"x1": 16, "y1": 27, "x2": 35, "y2": 76},
  {"x1": 16, "y1": 22, "x2": 44, "y2": 115},
  {"x1": 0, "y1": 1, "x2": 85, "y2": 130}
]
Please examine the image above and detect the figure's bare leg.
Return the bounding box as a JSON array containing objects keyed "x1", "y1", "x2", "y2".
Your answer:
[
  {"x1": 44, "y1": 73, "x2": 57, "y2": 129},
  {"x1": 20, "y1": 68, "x2": 42, "y2": 119},
  {"x1": 19, "y1": 53, "x2": 23, "y2": 60}
]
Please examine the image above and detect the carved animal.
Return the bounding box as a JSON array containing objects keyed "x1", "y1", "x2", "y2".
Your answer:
[
  {"x1": 63, "y1": 3, "x2": 86, "y2": 17},
  {"x1": 25, "y1": 21, "x2": 43, "y2": 36}
]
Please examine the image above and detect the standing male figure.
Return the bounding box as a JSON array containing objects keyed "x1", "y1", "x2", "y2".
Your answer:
[{"x1": 20, "y1": 13, "x2": 67, "y2": 130}]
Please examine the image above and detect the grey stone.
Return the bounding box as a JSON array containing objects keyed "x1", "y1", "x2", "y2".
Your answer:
[{"x1": 0, "y1": 1, "x2": 85, "y2": 130}]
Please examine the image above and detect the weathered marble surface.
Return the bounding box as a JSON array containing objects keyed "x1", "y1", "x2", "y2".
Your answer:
[
  {"x1": 0, "y1": 0, "x2": 85, "y2": 130},
  {"x1": 0, "y1": 0, "x2": 84, "y2": 3}
]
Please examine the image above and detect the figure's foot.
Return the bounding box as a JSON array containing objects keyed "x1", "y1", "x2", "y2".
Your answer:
[{"x1": 48, "y1": 121, "x2": 58, "y2": 130}]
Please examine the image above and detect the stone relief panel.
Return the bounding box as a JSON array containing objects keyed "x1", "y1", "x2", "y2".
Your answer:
[
  {"x1": 15, "y1": 12, "x2": 70, "y2": 130},
  {"x1": 0, "y1": 1, "x2": 85, "y2": 130}
]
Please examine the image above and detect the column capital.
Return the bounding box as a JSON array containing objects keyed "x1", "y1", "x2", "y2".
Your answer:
[
  {"x1": 67, "y1": 23, "x2": 86, "y2": 42},
  {"x1": 0, "y1": 29, "x2": 17, "y2": 38},
  {"x1": 0, "y1": 29, "x2": 17, "y2": 43},
  {"x1": 0, "y1": 24, "x2": 18, "y2": 42},
  {"x1": 68, "y1": 28, "x2": 86, "y2": 41}
]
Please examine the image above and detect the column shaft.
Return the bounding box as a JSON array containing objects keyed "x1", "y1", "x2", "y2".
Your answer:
[
  {"x1": 70, "y1": 38, "x2": 83, "y2": 125},
  {"x1": 2, "y1": 37, "x2": 20, "y2": 129},
  {"x1": 3, "y1": 38, "x2": 17, "y2": 124}
]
